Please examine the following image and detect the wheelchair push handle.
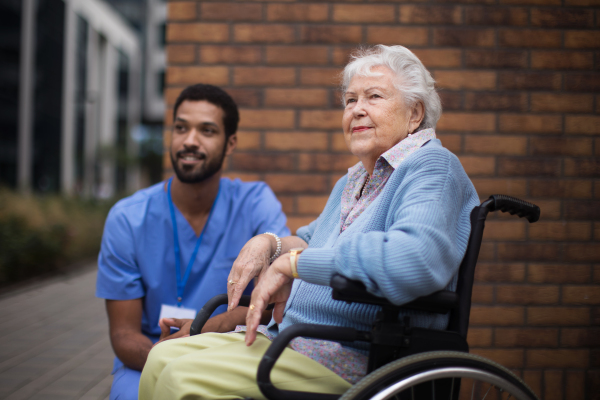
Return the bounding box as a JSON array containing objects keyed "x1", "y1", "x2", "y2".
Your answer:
[
  {"x1": 485, "y1": 194, "x2": 540, "y2": 223},
  {"x1": 190, "y1": 294, "x2": 253, "y2": 336}
]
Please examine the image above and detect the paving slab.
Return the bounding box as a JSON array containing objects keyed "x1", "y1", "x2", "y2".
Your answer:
[{"x1": 0, "y1": 265, "x2": 113, "y2": 400}]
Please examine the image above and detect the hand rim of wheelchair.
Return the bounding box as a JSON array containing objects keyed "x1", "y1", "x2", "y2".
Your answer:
[{"x1": 339, "y1": 351, "x2": 539, "y2": 400}]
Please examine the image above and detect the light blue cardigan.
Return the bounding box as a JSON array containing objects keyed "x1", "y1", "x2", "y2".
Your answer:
[{"x1": 274, "y1": 139, "x2": 479, "y2": 344}]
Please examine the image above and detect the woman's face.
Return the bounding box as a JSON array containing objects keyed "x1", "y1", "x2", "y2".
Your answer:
[{"x1": 342, "y1": 66, "x2": 423, "y2": 173}]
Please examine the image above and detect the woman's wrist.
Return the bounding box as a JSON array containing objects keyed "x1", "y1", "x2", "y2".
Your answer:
[{"x1": 262, "y1": 232, "x2": 282, "y2": 263}]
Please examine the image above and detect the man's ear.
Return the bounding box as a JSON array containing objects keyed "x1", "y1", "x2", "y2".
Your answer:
[
  {"x1": 225, "y1": 134, "x2": 237, "y2": 156},
  {"x1": 409, "y1": 102, "x2": 425, "y2": 134}
]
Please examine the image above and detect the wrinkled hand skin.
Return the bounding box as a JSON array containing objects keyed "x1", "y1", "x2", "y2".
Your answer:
[
  {"x1": 244, "y1": 253, "x2": 294, "y2": 346},
  {"x1": 227, "y1": 235, "x2": 272, "y2": 311}
]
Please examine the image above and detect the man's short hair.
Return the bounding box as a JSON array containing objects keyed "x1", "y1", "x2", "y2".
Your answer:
[{"x1": 173, "y1": 84, "x2": 240, "y2": 139}]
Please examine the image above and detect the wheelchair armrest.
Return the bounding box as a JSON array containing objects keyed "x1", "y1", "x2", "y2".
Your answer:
[{"x1": 330, "y1": 274, "x2": 459, "y2": 314}]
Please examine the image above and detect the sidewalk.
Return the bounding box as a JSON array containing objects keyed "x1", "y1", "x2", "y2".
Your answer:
[{"x1": 0, "y1": 265, "x2": 113, "y2": 400}]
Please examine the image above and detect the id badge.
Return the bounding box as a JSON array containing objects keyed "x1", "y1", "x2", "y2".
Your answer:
[{"x1": 159, "y1": 304, "x2": 197, "y2": 323}]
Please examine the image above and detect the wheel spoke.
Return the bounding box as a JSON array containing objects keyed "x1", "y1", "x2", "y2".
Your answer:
[{"x1": 481, "y1": 384, "x2": 493, "y2": 400}]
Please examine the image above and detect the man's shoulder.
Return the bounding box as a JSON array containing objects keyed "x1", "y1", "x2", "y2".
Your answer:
[
  {"x1": 221, "y1": 177, "x2": 271, "y2": 201},
  {"x1": 109, "y1": 181, "x2": 165, "y2": 217}
]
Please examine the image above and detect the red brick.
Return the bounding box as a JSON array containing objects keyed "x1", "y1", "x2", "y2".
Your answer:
[
  {"x1": 437, "y1": 133, "x2": 462, "y2": 153},
  {"x1": 238, "y1": 109, "x2": 294, "y2": 129},
  {"x1": 565, "y1": 31, "x2": 600, "y2": 49},
  {"x1": 164, "y1": 87, "x2": 184, "y2": 106},
  {"x1": 530, "y1": 221, "x2": 592, "y2": 241},
  {"x1": 167, "y1": 23, "x2": 229, "y2": 43},
  {"x1": 332, "y1": 47, "x2": 354, "y2": 66},
  {"x1": 543, "y1": 370, "x2": 564, "y2": 400},
  {"x1": 168, "y1": 2, "x2": 197, "y2": 21},
  {"x1": 498, "y1": 243, "x2": 560, "y2": 261},
  {"x1": 166, "y1": 66, "x2": 229, "y2": 85},
  {"x1": 266, "y1": 4, "x2": 329, "y2": 22},
  {"x1": 276, "y1": 195, "x2": 294, "y2": 215},
  {"x1": 563, "y1": 286, "x2": 600, "y2": 305},
  {"x1": 483, "y1": 220, "x2": 526, "y2": 241},
  {"x1": 199, "y1": 45, "x2": 261, "y2": 64},
  {"x1": 465, "y1": 135, "x2": 526, "y2": 155},
  {"x1": 200, "y1": 2, "x2": 262, "y2": 21},
  {"x1": 475, "y1": 263, "x2": 526, "y2": 283},
  {"x1": 564, "y1": 200, "x2": 600, "y2": 220},
  {"x1": 478, "y1": 243, "x2": 495, "y2": 261},
  {"x1": 499, "y1": 114, "x2": 562, "y2": 134},
  {"x1": 566, "y1": 0, "x2": 600, "y2": 4},
  {"x1": 532, "y1": 137, "x2": 593, "y2": 157},
  {"x1": 233, "y1": 67, "x2": 295, "y2": 86},
  {"x1": 437, "y1": 92, "x2": 462, "y2": 111},
  {"x1": 465, "y1": 6, "x2": 528, "y2": 26},
  {"x1": 297, "y1": 195, "x2": 329, "y2": 215},
  {"x1": 498, "y1": 285, "x2": 560, "y2": 305},
  {"x1": 298, "y1": 153, "x2": 358, "y2": 172},
  {"x1": 565, "y1": 159, "x2": 600, "y2": 178},
  {"x1": 300, "y1": 68, "x2": 343, "y2": 87},
  {"x1": 523, "y1": 370, "x2": 543, "y2": 399},
  {"x1": 531, "y1": 8, "x2": 594, "y2": 28},
  {"x1": 466, "y1": 328, "x2": 492, "y2": 347},
  {"x1": 264, "y1": 89, "x2": 328, "y2": 108},
  {"x1": 530, "y1": 93, "x2": 594, "y2": 113},
  {"x1": 565, "y1": 371, "x2": 586, "y2": 400},
  {"x1": 230, "y1": 153, "x2": 295, "y2": 172},
  {"x1": 470, "y1": 306, "x2": 525, "y2": 325},
  {"x1": 434, "y1": 71, "x2": 496, "y2": 90},
  {"x1": 596, "y1": 222, "x2": 600, "y2": 240},
  {"x1": 498, "y1": 72, "x2": 561, "y2": 90},
  {"x1": 433, "y1": 28, "x2": 495, "y2": 47},
  {"x1": 457, "y1": 156, "x2": 495, "y2": 176},
  {"x1": 471, "y1": 284, "x2": 494, "y2": 303},
  {"x1": 465, "y1": 49, "x2": 528, "y2": 69},
  {"x1": 494, "y1": 328, "x2": 558, "y2": 347},
  {"x1": 526, "y1": 349, "x2": 589, "y2": 368},
  {"x1": 561, "y1": 327, "x2": 600, "y2": 346},
  {"x1": 333, "y1": 4, "x2": 395, "y2": 23},
  {"x1": 412, "y1": 49, "x2": 462, "y2": 68},
  {"x1": 226, "y1": 88, "x2": 260, "y2": 107},
  {"x1": 235, "y1": 131, "x2": 260, "y2": 150},
  {"x1": 400, "y1": 5, "x2": 462, "y2": 25},
  {"x1": 566, "y1": 244, "x2": 600, "y2": 262},
  {"x1": 167, "y1": 44, "x2": 196, "y2": 64},
  {"x1": 287, "y1": 216, "x2": 317, "y2": 235},
  {"x1": 498, "y1": 158, "x2": 560, "y2": 177},
  {"x1": 332, "y1": 134, "x2": 350, "y2": 152},
  {"x1": 500, "y1": 0, "x2": 561, "y2": 4},
  {"x1": 531, "y1": 51, "x2": 594, "y2": 70},
  {"x1": 234, "y1": 24, "x2": 295, "y2": 43},
  {"x1": 565, "y1": 73, "x2": 600, "y2": 92},
  {"x1": 566, "y1": 116, "x2": 600, "y2": 135},
  {"x1": 470, "y1": 349, "x2": 524, "y2": 368},
  {"x1": 527, "y1": 307, "x2": 590, "y2": 326},
  {"x1": 529, "y1": 180, "x2": 592, "y2": 198},
  {"x1": 264, "y1": 173, "x2": 328, "y2": 194},
  {"x1": 437, "y1": 113, "x2": 496, "y2": 132},
  {"x1": 300, "y1": 25, "x2": 362, "y2": 44},
  {"x1": 299, "y1": 110, "x2": 344, "y2": 130},
  {"x1": 366, "y1": 27, "x2": 428, "y2": 46},
  {"x1": 499, "y1": 29, "x2": 561, "y2": 48},
  {"x1": 265, "y1": 132, "x2": 328, "y2": 151},
  {"x1": 265, "y1": 46, "x2": 328, "y2": 65},
  {"x1": 471, "y1": 178, "x2": 527, "y2": 197},
  {"x1": 465, "y1": 93, "x2": 527, "y2": 112}
]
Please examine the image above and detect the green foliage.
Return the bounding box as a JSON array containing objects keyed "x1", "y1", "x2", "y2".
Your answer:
[{"x1": 0, "y1": 189, "x2": 114, "y2": 285}]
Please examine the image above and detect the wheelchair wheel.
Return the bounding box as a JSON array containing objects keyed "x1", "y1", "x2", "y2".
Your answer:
[{"x1": 340, "y1": 351, "x2": 538, "y2": 400}]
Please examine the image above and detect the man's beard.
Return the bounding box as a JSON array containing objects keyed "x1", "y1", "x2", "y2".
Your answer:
[{"x1": 170, "y1": 145, "x2": 227, "y2": 184}]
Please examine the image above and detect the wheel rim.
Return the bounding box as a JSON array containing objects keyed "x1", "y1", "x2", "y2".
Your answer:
[{"x1": 370, "y1": 367, "x2": 533, "y2": 400}]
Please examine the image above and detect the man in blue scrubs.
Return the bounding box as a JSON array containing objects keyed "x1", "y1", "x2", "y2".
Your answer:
[{"x1": 96, "y1": 84, "x2": 289, "y2": 400}]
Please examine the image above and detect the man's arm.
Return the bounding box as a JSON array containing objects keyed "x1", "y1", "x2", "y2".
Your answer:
[{"x1": 106, "y1": 299, "x2": 152, "y2": 371}]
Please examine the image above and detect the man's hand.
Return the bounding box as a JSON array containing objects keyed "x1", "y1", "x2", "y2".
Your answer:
[{"x1": 155, "y1": 318, "x2": 193, "y2": 346}]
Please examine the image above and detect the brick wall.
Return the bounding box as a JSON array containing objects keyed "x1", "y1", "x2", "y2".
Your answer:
[{"x1": 164, "y1": 1, "x2": 600, "y2": 398}]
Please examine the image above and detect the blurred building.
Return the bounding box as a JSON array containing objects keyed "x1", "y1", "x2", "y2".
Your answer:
[{"x1": 0, "y1": 0, "x2": 165, "y2": 198}]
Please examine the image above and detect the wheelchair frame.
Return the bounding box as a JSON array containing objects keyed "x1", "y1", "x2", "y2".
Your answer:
[{"x1": 190, "y1": 194, "x2": 541, "y2": 400}]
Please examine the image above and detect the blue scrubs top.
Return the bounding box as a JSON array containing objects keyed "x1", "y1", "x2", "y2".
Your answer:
[{"x1": 96, "y1": 178, "x2": 290, "y2": 341}]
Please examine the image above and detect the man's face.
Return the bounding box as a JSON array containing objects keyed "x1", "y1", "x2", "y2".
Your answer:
[{"x1": 170, "y1": 100, "x2": 236, "y2": 183}]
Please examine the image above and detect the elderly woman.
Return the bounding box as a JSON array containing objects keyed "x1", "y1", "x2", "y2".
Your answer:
[{"x1": 139, "y1": 45, "x2": 479, "y2": 399}]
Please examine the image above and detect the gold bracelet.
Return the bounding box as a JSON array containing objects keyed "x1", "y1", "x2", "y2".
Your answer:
[{"x1": 289, "y1": 248, "x2": 304, "y2": 279}]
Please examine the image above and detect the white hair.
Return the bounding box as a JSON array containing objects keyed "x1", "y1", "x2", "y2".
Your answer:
[{"x1": 342, "y1": 45, "x2": 442, "y2": 131}]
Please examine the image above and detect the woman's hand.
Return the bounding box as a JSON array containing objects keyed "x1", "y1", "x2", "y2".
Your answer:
[
  {"x1": 227, "y1": 235, "x2": 274, "y2": 311},
  {"x1": 244, "y1": 253, "x2": 295, "y2": 346}
]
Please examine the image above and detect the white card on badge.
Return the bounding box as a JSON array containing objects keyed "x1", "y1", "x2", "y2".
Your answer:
[{"x1": 159, "y1": 304, "x2": 197, "y2": 324}]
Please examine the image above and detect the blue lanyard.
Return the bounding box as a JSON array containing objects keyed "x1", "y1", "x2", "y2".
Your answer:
[{"x1": 167, "y1": 177, "x2": 221, "y2": 306}]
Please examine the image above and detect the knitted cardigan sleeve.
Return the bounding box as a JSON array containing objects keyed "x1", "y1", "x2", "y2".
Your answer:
[{"x1": 296, "y1": 146, "x2": 478, "y2": 306}]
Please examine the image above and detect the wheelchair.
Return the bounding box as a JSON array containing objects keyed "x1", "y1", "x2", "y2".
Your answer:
[{"x1": 190, "y1": 195, "x2": 541, "y2": 400}]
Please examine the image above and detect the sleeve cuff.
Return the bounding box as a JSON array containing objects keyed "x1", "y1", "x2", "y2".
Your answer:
[{"x1": 296, "y1": 248, "x2": 336, "y2": 286}]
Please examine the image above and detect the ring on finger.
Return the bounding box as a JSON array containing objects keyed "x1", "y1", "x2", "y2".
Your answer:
[
  {"x1": 249, "y1": 304, "x2": 255, "y2": 310},
  {"x1": 228, "y1": 279, "x2": 237, "y2": 285}
]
